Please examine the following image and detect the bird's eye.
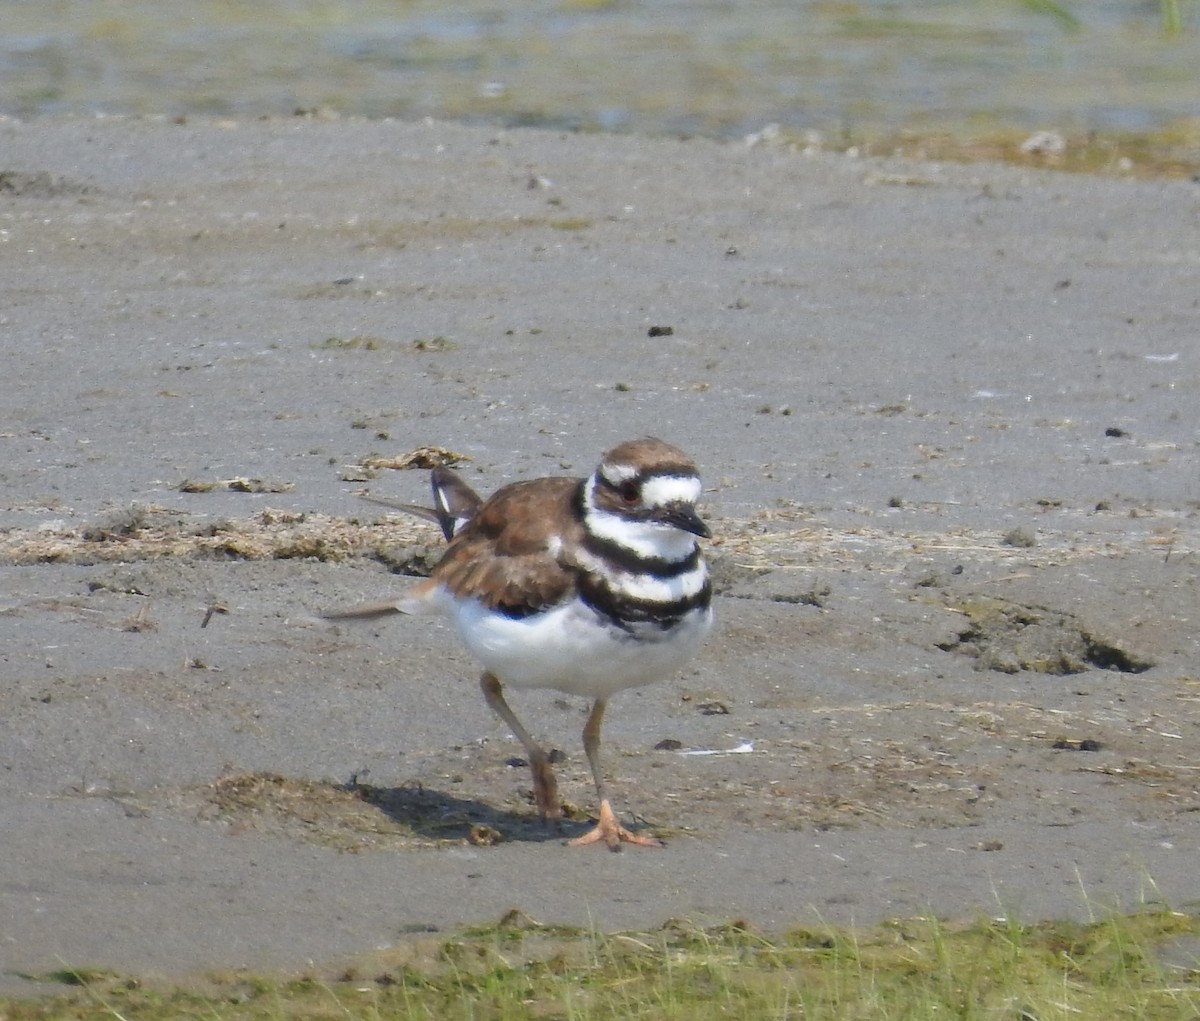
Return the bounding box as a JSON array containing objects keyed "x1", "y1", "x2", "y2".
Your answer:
[{"x1": 619, "y1": 480, "x2": 640, "y2": 504}]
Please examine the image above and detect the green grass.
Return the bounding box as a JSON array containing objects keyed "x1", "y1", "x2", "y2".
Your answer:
[
  {"x1": 7, "y1": 909, "x2": 1200, "y2": 1020},
  {"x1": 786, "y1": 122, "x2": 1200, "y2": 180}
]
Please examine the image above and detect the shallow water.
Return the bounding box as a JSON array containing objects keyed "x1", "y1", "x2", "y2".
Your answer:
[{"x1": 1, "y1": 1, "x2": 1198, "y2": 138}]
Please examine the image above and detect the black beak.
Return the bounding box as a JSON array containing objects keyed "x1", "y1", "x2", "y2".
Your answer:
[{"x1": 663, "y1": 504, "x2": 711, "y2": 539}]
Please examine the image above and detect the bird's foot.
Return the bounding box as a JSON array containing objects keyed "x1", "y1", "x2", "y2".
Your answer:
[
  {"x1": 530, "y1": 757, "x2": 562, "y2": 821},
  {"x1": 568, "y1": 798, "x2": 661, "y2": 851}
]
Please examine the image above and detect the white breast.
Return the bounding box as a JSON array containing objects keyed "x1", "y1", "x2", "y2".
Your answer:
[{"x1": 436, "y1": 589, "x2": 713, "y2": 702}]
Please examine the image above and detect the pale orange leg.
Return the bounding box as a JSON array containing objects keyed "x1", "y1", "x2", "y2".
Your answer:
[
  {"x1": 567, "y1": 698, "x2": 661, "y2": 851},
  {"x1": 480, "y1": 672, "x2": 561, "y2": 821}
]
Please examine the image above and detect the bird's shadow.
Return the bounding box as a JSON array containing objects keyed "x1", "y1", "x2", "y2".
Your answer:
[{"x1": 344, "y1": 777, "x2": 588, "y2": 846}]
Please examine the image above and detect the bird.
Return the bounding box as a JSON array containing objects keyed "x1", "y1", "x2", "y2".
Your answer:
[{"x1": 329, "y1": 437, "x2": 714, "y2": 849}]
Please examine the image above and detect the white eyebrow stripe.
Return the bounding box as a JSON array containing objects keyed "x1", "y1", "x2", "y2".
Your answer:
[
  {"x1": 600, "y1": 461, "x2": 638, "y2": 484},
  {"x1": 640, "y1": 475, "x2": 701, "y2": 509}
]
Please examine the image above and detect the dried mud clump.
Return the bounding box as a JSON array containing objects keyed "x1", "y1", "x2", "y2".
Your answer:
[
  {"x1": 358, "y1": 445, "x2": 469, "y2": 471},
  {"x1": 0, "y1": 507, "x2": 432, "y2": 569},
  {"x1": 195, "y1": 772, "x2": 458, "y2": 850},
  {"x1": 192, "y1": 771, "x2": 554, "y2": 850},
  {"x1": 936, "y1": 596, "x2": 1154, "y2": 675},
  {"x1": 0, "y1": 169, "x2": 95, "y2": 197}
]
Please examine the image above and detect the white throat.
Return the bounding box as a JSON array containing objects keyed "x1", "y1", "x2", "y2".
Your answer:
[{"x1": 583, "y1": 476, "x2": 699, "y2": 561}]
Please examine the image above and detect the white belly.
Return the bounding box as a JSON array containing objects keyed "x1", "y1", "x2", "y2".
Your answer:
[{"x1": 438, "y1": 592, "x2": 713, "y2": 702}]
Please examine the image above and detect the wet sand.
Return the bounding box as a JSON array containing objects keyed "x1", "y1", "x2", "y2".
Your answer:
[{"x1": 1, "y1": 115, "x2": 1197, "y2": 992}]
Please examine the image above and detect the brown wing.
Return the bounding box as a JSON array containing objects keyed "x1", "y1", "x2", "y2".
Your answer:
[{"x1": 431, "y1": 476, "x2": 584, "y2": 615}]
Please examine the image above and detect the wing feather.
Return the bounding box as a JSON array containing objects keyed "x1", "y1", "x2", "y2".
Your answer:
[{"x1": 431, "y1": 476, "x2": 583, "y2": 615}]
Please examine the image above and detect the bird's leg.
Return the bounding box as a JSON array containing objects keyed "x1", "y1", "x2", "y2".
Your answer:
[
  {"x1": 568, "y1": 698, "x2": 662, "y2": 850},
  {"x1": 480, "y1": 672, "x2": 561, "y2": 821}
]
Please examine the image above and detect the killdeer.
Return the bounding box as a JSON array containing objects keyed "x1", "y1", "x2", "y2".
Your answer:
[{"x1": 331, "y1": 438, "x2": 713, "y2": 849}]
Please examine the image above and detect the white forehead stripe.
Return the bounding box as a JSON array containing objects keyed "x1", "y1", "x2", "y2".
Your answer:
[
  {"x1": 640, "y1": 475, "x2": 702, "y2": 509},
  {"x1": 600, "y1": 460, "x2": 638, "y2": 485}
]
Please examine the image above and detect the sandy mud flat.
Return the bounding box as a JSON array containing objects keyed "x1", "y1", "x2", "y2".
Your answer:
[{"x1": 0, "y1": 115, "x2": 1196, "y2": 991}]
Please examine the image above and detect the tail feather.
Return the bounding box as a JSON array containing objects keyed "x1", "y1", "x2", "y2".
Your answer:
[
  {"x1": 359, "y1": 467, "x2": 481, "y2": 542},
  {"x1": 357, "y1": 494, "x2": 444, "y2": 526},
  {"x1": 429, "y1": 466, "x2": 482, "y2": 540},
  {"x1": 323, "y1": 599, "x2": 409, "y2": 621},
  {"x1": 323, "y1": 579, "x2": 439, "y2": 621},
  {"x1": 331, "y1": 462, "x2": 473, "y2": 622}
]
